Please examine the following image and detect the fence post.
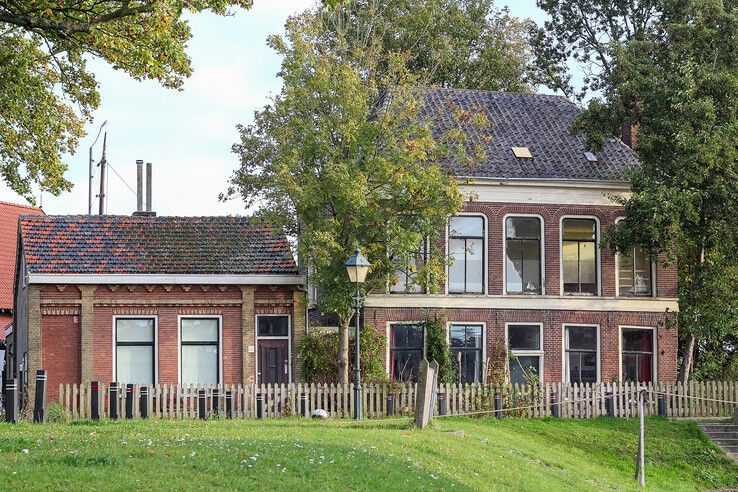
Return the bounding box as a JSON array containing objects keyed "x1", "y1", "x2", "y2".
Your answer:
[
  {"x1": 550, "y1": 389, "x2": 559, "y2": 418},
  {"x1": 109, "y1": 382, "x2": 119, "y2": 420},
  {"x1": 125, "y1": 384, "x2": 135, "y2": 419},
  {"x1": 606, "y1": 391, "x2": 614, "y2": 417},
  {"x1": 300, "y1": 392, "x2": 307, "y2": 417},
  {"x1": 657, "y1": 393, "x2": 666, "y2": 418},
  {"x1": 140, "y1": 386, "x2": 149, "y2": 419},
  {"x1": 4, "y1": 378, "x2": 18, "y2": 423},
  {"x1": 494, "y1": 392, "x2": 503, "y2": 420},
  {"x1": 437, "y1": 391, "x2": 447, "y2": 416},
  {"x1": 33, "y1": 370, "x2": 47, "y2": 423},
  {"x1": 91, "y1": 381, "x2": 101, "y2": 421},
  {"x1": 198, "y1": 389, "x2": 207, "y2": 420},
  {"x1": 387, "y1": 392, "x2": 396, "y2": 416},
  {"x1": 256, "y1": 393, "x2": 264, "y2": 419},
  {"x1": 225, "y1": 391, "x2": 234, "y2": 419},
  {"x1": 212, "y1": 388, "x2": 220, "y2": 416}
]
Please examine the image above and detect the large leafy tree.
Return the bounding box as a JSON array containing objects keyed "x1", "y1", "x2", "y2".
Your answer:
[
  {"x1": 0, "y1": 0, "x2": 251, "y2": 202},
  {"x1": 227, "y1": 7, "x2": 488, "y2": 383},
  {"x1": 331, "y1": 0, "x2": 533, "y2": 92},
  {"x1": 534, "y1": 0, "x2": 738, "y2": 381}
]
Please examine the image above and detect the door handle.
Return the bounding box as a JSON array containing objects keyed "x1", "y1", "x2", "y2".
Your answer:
[{"x1": 284, "y1": 360, "x2": 288, "y2": 375}]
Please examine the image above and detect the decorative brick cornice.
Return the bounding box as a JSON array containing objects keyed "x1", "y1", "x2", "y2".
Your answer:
[
  {"x1": 112, "y1": 307, "x2": 159, "y2": 315},
  {"x1": 178, "y1": 307, "x2": 222, "y2": 315},
  {"x1": 40, "y1": 306, "x2": 80, "y2": 316},
  {"x1": 95, "y1": 299, "x2": 242, "y2": 307}
]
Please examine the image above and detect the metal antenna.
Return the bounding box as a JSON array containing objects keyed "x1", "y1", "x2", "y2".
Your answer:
[
  {"x1": 88, "y1": 120, "x2": 107, "y2": 215},
  {"x1": 98, "y1": 132, "x2": 107, "y2": 215}
]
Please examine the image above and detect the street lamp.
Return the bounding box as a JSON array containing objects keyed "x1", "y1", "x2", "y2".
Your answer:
[{"x1": 345, "y1": 247, "x2": 370, "y2": 420}]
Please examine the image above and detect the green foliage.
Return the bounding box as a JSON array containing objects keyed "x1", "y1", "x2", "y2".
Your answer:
[
  {"x1": 534, "y1": 0, "x2": 738, "y2": 380},
  {"x1": 325, "y1": 0, "x2": 534, "y2": 92},
  {"x1": 0, "y1": 1, "x2": 252, "y2": 201},
  {"x1": 298, "y1": 325, "x2": 387, "y2": 384},
  {"x1": 46, "y1": 402, "x2": 70, "y2": 424},
  {"x1": 420, "y1": 313, "x2": 455, "y2": 384}
]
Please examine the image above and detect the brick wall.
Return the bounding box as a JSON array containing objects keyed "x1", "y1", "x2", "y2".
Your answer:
[
  {"x1": 365, "y1": 306, "x2": 678, "y2": 383},
  {"x1": 37, "y1": 283, "x2": 305, "y2": 402}
]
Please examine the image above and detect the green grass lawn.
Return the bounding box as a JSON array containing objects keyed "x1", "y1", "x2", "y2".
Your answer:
[{"x1": 0, "y1": 416, "x2": 736, "y2": 491}]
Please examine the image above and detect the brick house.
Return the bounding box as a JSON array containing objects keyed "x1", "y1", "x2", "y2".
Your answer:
[
  {"x1": 362, "y1": 88, "x2": 679, "y2": 385},
  {"x1": 8, "y1": 215, "x2": 305, "y2": 404},
  {"x1": 0, "y1": 201, "x2": 43, "y2": 396}
]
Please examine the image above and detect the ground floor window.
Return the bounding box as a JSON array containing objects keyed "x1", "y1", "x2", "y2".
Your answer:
[
  {"x1": 507, "y1": 323, "x2": 543, "y2": 385},
  {"x1": 565, "y1": 325, "x2": 598, "y2": 383},
  {"x1": 390, "y1": 324, "x2": 424, "y2": 382},
  {"x1": 180, "y1": 317, "x2": 219, "y2": 385},
  {"x1": 450, "y1": 324, "x2": 484, "y2": 383},
  {"x1": 622, "y1": 327, "x2": 654, "y2": 382},
  {"x1": 115, "y1": 317, "x2": 155, "y2": 385}
]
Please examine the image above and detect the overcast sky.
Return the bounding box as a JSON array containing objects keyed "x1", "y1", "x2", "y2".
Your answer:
[{"x1": 0, "y1": 1, "x2": 547, "y2": 216}]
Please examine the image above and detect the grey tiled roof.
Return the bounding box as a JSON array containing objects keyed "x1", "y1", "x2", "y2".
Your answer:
[
  {"x1": 420, "y1": 88, "x2": 638, "y2": 181},
  {"x1": 20, "y1": 215, "x2": 298, "y2": 276}
]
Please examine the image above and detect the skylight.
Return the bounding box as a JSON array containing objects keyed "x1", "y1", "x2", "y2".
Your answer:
[
  {"x1": 511, "y1": 147, "x2": 532, "y2": 159},
  {"x1": 584, "y1": 151, "x2": 598, "y2": 163}
]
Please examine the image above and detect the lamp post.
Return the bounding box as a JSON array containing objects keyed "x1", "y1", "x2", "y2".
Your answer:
[{"x1": 345, "y1": 248, "x2": 370, "y2": 420}]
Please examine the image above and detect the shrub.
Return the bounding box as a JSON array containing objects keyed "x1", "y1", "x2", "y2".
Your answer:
[
  {"x1": 46, "y1": 402, "x2": 70, "y2": 424},
  {"x1": 420, "y1": 313, "x2": 456, "y2": 384}
]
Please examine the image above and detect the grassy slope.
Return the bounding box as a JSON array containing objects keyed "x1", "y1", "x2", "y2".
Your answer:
[{"x1": 0, "y1": 417, "x2": 736, "y2": 491}]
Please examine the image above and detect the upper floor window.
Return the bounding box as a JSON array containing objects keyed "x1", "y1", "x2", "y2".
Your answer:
[
  {"x1": 391, "y1": 241, "x2": 427, "y2": 294},
  {"x1": 562, "y1": 218, "x2": 598, "y2": 295},
  {"x1": 618, "y1": 246, "x2": 653, "y2": 296},
  {"x1": 448, "y1": 216, "x2": 484, "y2": 294},
  {"x1": 505, "y1": 216, "x2": 542, "y2": 294}
]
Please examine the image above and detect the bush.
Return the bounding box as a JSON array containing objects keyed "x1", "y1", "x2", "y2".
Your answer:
[
  {"x1": 298, "y1": 325, "x2": 387, "y2": 384},
  {"x1": 420, "y1": 313, "x2": 456, "y2": 384},
  {"x1": 46, "y1": 402, "x2": 70, "y2": 424}
]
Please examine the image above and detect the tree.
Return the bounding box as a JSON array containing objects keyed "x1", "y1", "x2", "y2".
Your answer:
[
  {"x1": 534, "y1": 0, "x2": 738, "y2": 381},
  {"x1": 0, "y1": 0, "x2": 252, "y2": 202},
  {"x1": 227, "y1": 8, "x2": 487, "y2": 383},
  {"x1": 330, "y1": 0, "x2": 533, "y2": 92}
]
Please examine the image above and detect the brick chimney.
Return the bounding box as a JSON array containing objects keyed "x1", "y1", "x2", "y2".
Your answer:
[{"x1": 621, "y1": 121, "x2": 640, "y2": 149}]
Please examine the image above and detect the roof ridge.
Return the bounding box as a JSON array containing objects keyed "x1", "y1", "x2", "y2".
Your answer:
[
  {"x1": 415, "y1": 86, "x2": 574, "y2": 101},
  {"x1": 0, "y1": 200, "x2": 43, "y2": 212}
]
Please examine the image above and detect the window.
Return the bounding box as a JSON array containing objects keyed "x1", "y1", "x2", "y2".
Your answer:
[
  {"x1": 450, "y1": 324, "x2": 483, "y2": 383},
  {"x1": 258, "y1": 315, "x2": 289, "y2": 337},
  {"x1": 565, "y1": 325, "x2": 598, "y2": 383},
  {"x1": 181, "y1": 318, "x2": 219, "y2": 385},
  {"x1": 391, "y1": 241, "x2": 427, "y2": 293},
  {"x1": 505, "y1": 217, "x2": 542, "y2": 294},
  {"x1": 507, "y1": 324, "x2": 542, "y2": 385},
  {"x1": 618, "y1": 246, "x2": 653, "y2": 296},
  {"x1": 115, "y1": 318, "x2": 155, "y2": 385},
  {"x1": 448, "y1": 216, "x2": 484, "y2": 293},
  {"x1": 622, "y1": 328, "x2": 654, "y2": 383},
  {"x1": 389, "y1": 324, "x2": 424, "y2": 382},
  {"x1": 562, "y1": 218, "x2": 598, "y2": 295}
]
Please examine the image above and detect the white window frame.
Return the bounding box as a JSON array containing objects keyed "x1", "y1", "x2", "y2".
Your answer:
[
  {"x1": 614, "y1": 218, "x2": 657, "y2": 298},
  {"x1": 112, "y1": 315, "x2": 158, "y2": 384},
  {"x1": 255, "y1": 314, "x2": 292, "y2": 383},
  {"x1": 390, "y1": 237, "x2": 430, "y2": 294},
  {"x1": 619, "y1": 325, "x2": 658, "y2": 383},
  {"x1": 447, "y1": 321, "x2": 486, "y2": 383},
  {"x1": 177, "y1": 314, "x2": 223, "y2": 386},
  {"x1": 445, "y1": 212, "x2": 488, "y2": 295},
  {"x1": 559, "y1": 215, "x2": 602, "y2": 296},
  {"x1": 505, "y1": 322, "x2": 544, "y2": 383},
  {"x1": 385, "y1": 321, "x2": 424, "y2": 375},
  {"x1": 562, "y1": 323, "x2": 600, "y2": 383},
  {"x1": 503, "y1": 213, "x2": 545, "y2": 295}
]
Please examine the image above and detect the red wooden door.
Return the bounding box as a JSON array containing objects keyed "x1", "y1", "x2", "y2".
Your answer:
[{"x1": 258, "y1": 339, "x2": 289, "y2": 385}]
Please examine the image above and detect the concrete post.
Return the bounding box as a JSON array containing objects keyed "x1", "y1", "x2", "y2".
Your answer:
[
  {"x1": 33, "y1": 370, "x2": 47, "y2": 423},
  {"x1": 91, "y1": 381, "x2": 101, "y2": 421},
  {"x1": 198, "y1": 389, "x2": 207, "y2": 420},
  {"x1": 109, "y1": 382, "x2": 119, "y2": 420},
  {"x1": 4, "y1": 378, "x2": 18, "y2": 423},
  {"x1": 494, "y1": 392, "x2": 503, "y2": 419},
  {"x1": 140, "y1": 386, "x2": 149, "y2": 418}
]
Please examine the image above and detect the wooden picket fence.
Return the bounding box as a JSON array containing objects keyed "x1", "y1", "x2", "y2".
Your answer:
[{"x1": 57, "y1": 380, "x2": 738, "y2": 420}]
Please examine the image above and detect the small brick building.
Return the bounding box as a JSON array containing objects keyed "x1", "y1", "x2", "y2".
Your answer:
[
  {"x1": 8, "y1": 215, "x2": 305, "y2": 403},
  {"x1": 361, "y1": 88, "x2": 680, "y2": 385}
]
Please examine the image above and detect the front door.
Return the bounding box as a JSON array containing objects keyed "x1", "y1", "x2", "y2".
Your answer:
[{"x1": 258, "y1": 339, "x2": 289, "y2": 385}]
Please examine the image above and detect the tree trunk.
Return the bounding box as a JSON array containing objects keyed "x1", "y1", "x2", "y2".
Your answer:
[
  {"x1": 338, "y1": 317, "x2": 350, "y2": 384},
  {"x1": 678, "y1": 332, "x2": 696, "y2": 383}
]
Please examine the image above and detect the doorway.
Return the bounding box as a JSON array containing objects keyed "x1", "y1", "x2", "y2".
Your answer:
[{"x1": 256, "y1": 315, "x2": 291, "y2": 385}]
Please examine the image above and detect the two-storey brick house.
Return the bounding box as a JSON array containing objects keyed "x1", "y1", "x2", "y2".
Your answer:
[
  {"x1": 362, "y1": 88, "x2": 679, "y2": 385},
  {"x1": 9, "y1": 215, "x2": 306, "y2": 404}
]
